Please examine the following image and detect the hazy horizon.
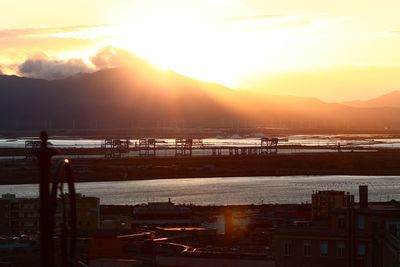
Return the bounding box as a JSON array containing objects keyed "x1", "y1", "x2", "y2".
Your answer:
[{"x1": 1, "y1": 0, "x2": 400, "y2": 102}]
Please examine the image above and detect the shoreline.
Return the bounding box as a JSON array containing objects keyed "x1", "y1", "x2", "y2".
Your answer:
[
  {"x1": 2, "y1": 152, "x2": 400, "y2": 185},
  {"x1": 2, "y1": 129, "x2": 400, "y2": 139}
]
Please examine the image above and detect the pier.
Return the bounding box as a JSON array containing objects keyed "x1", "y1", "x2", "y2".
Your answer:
[{"x1": 101, "y1": 137, "x2": 280, "y2": 158}]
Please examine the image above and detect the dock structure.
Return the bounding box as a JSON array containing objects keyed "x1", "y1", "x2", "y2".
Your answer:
[
  {"x1": 212, "y1": 147, "x2": 223, "y2": 156},
  {"x1": 170, "y1": 137, "x2": 280, "y2": 157},
  {"x1": 139, "y1": 138, "x2": 157, "y2": 157},
  {"x1": 99, "y1": 137, "x2": 280, "y2": 158},
  {"x1": 103, "y1": 139, "x2": 130, "y2": 158},
  {"x1": 228, "y1": 147, "x2": 240, "y2": 156},
  {"x1": 175, "y1": 138, "x2": 193, "y2": 157},
  {"x1": 261, "y1": 137, "x2": 278, "y2": 155},
  {"x1": 25, "y1": 140, "x2": 42, "y2": 159},
  {"x1": 25, "y1": 140, "x2": 42, "y2": 149}
]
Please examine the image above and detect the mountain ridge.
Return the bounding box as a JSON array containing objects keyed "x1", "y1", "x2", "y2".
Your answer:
[
  {"x1": 1, "y1": 68, "x2": 400, "y2": 131},
  {"x1": 344, "y1": 90, "x2": 400, "y2": 108}
]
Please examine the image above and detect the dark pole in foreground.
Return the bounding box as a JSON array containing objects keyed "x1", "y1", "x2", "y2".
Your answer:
[
  {"x1": 65, "y1": 161, "x2": 77, "y2": 265},
  {"x1": 34, "y1": 131, "x2": 58, "y2": 267}
]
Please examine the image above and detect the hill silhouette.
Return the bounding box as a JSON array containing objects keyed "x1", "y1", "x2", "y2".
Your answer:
[
  {"x1": 0, "y1": 67, "x2": 242, "y2": 131},
  {"x1": 344, "y1": 90, "x2": 400, "y2": 108},
  {"x1": 1, "y1": 66, "x2": 400, "y2": 132}
]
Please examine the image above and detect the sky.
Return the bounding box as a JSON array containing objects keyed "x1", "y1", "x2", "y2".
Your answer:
[{"x1": 1, "y1": 0, "x2": 400, "y2": 101}]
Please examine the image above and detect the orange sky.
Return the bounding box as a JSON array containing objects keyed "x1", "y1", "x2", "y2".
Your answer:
[{"x1": 1, "y1": 0, "x2": 400, "y2": 101}]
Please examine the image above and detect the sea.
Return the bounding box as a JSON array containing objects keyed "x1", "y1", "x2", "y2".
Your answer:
[
  {"x1": 1, "y1": 175, "x2": 399, "y2": 205},
  {"x1": 1, "y1": 135, "x2": 400, "y2": 205}
]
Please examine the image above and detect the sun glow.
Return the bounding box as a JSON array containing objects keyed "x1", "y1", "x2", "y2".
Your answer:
[
  {"x1": 111, "y1": 8, "x2": 288, "y2": 87},
  {"x1": 2, "y1": 0, "x2": 400, "y2": 101}
]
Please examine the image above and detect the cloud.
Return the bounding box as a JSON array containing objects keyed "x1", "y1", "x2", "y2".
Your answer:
[
  {"x1": 227, "y1": 14, "x2": 283, "y2": 21},
  {"x1": 224, "y1": 14, "x2": 348, "y2": 32},
  {"x1": 356, "y1": 31, "x2": 400, "y2": 38},
  {"x1": 12, "y1": 46, "x2": 152, "y2": 80},
  {"x1": 0, "y1": 24, "x2": 114, "y2": 40},
  {"x1": 0, "y1": 67, "x2": 3, "y2": 75},
  {"x1": 225, "y1": 14, "x2": 312, "y2": 31},
  {"x1": 90, "y1": 46, "x2": 150, "y2": 69},
  {"x1": 18, "y1": 53, "x2": 92, "y2": 80}
]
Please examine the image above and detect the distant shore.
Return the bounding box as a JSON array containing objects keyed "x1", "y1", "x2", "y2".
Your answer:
[
  {"x1": 2, "y1": 128, "x2": 400, "y2": 139},
  {"x1": 1, "y1": 151, "x2": 400, "y2": 185}
]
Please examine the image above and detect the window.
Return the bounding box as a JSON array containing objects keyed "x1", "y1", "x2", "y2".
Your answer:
[
  {"x1": 284, "y1": 241, "x2": 292, "y2": 256},
  {"x1": 357, "y1": 243, "x2": 366, "y2": 257},
  {"x1": 337, "y1": 242, "x2": 345, "y2": 257},
  {"x1": 338, "y1": 216, "x2": 345, "y2": 229},
  {"x1": 303, "y1": 241, "x2": 311, "y2": 257},
  {"x1": 389, "y1": 223, "x2": 398, "y2": 237},
  {"x1": 320, "y1": 241, "x2": 328, "y2": 257},
  {"x1": 358, "y1": 215, "x2": 365, "y2": 230}
]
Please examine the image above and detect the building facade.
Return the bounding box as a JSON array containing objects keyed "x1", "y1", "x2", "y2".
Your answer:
[
  {"x1": 0, "y1": 193, "x2": 99, "y2": 235},
  {"x1": 273, "y1": 186, "x2": 400, "y2": 267}
]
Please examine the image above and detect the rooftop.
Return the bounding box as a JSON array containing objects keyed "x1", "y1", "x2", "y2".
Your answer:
[
  {"x1": 312, "y1": 190, "x2": 349, "y2": 196},
  {"x1": 156, "y1": 227, "x2": 211, "y2": 231}
]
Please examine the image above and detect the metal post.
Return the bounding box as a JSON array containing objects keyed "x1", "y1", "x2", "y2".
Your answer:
[
  {"x1": 34, "y1": 131, "x2": 58, "y2": 267},
  {"x1": 65, "y1": 161, "x2": 77, "y2": 265}
]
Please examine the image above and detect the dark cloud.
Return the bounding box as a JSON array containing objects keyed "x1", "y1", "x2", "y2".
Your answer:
[
  {"x1": 90, "y1": 46, "x2": 149, "y2": 69},
  {"x1": 18, "y1": 54, "x2": 92, "y2": 80}
]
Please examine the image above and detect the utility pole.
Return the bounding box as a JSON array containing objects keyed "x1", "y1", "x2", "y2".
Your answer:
[
  {"x1": 346, "y1": 194, "x2": 355, "y2": 267},
  {"x1": 34, "y1": 131, "x2": 58, "y2": 267}
]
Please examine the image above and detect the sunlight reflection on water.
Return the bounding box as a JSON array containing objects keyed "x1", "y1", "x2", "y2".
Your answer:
[{"x1": 1, "y1": 175, "x2": 399, "y2": 205}]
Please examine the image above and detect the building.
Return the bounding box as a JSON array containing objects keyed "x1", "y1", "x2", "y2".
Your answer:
[
  {"x1": 273, "y1": 186, "x2": 400, "y2": 267},
  {"x1": 74, "y1": 193, "x2": 100, "y2": 233},
  {"x1": 311, "y1": 190, "x2": 354, "y2": 219},
  {"x1": 0, "y1": 193, "x2": 100, "y2": 235},
  {"x1": 90, "y1": 258, "x2": 143, "y2": 267},
  {"x1": 132, "y1": 199, "x2": 194, "y2": 226},
  {"x1": 86, "y1": 232, "x2": 153, "y2": 266},
  {"x1": 0, "y1": 194, "x2": 39, "y2": 235},
  {"x1": 156, "y1": 242, "x2": 275, "y2": 267},
  {"x1": 101, "y1": 217, "x2": 133, "y2": 230},
  {"x1": 0, "y1": 236, "x2": 39, "y2": 267},
  {"x1": 155, "y1": 227, "x2": 217, "y2": 243}
]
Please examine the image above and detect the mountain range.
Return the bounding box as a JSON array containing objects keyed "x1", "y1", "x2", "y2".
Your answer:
[
  {"x1": 1, "y1": 64, "x2": 400, "y2": 132},
  {"x1": 344, "y1": 91, "x2": 400, "y2": 109}
]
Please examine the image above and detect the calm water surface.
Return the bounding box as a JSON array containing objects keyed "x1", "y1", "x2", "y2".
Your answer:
[{"x1": 1, "y1": 176, "x2": 399, "y2": 205}]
